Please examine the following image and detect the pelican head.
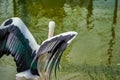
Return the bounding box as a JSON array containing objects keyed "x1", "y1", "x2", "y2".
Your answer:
[{"x1": 48, "y1": 21, "x2": 55, "y2": 38}]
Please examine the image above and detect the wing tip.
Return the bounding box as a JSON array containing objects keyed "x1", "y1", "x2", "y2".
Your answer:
[
  {"x1": 67, "y1": 31, "x2": 78, "y2": 44},
  {"x1": 41, "y1": 31, "x2": 78, "y2": 44}
]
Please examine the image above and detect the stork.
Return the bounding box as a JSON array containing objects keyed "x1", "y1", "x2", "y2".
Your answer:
[{"x1": 0, "y1": 17, "x2": 77, "y2": 80}]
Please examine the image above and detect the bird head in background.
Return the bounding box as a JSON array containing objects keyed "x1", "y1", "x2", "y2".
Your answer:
[{"x1": 48, "y1": 21, "x2": 55, "y2": 38}]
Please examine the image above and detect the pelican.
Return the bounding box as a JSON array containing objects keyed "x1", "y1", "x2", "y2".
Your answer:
[{"x1": 0, "y1": 17, "x2": 77, "y2": 80}]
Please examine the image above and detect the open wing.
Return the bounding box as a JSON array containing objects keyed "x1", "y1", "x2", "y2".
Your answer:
[
  {"x1": 32, "y1": 31, "x2": 77, "y2": 78},
  {"x1": 0, "y1": 18, "x2": 39, "y2": 75}
]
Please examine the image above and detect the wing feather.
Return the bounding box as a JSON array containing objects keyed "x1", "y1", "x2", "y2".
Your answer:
[
  {"x1": 32, "y1": 31, "x2": 77, "y2": 78},
  {"x1": 0, "y1": 24, "x2": 38, "y2": 75}
]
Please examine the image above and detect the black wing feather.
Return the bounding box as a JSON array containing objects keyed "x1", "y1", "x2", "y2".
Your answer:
[
  {"x1": 0, "y1": 25, "x2": 38, "y2": 75},
  {"x1": 32, "y1": 32, "x2": 77, "y2": 78}
]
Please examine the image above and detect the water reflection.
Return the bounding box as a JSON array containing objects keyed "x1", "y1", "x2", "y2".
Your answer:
[
  {"x1": 107, "y1": 0, "x2": 118, "y2": 66},
  {"x1": 86, "y1": 0, "x2": 94, "y2": 30}
]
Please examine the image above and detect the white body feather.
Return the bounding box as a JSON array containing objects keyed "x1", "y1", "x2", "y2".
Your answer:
[{"x1": 16, "y1": 70, "x2": 39, "y2": 80}]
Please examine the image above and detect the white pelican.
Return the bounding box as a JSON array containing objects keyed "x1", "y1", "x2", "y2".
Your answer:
[{"x1": 0, "y1": 17, "x2": 78, "y2": 80}]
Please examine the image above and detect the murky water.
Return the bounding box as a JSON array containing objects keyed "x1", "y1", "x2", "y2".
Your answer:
[
  {"x1": 0, "y1": 66, "x2": 16, "y2": 80},
  {"x1": 0, "y1": 0, "x2": 120, "y2": 80},
  {"x1": 0, "y1": 56, "x2": 16, "y2": 80}
]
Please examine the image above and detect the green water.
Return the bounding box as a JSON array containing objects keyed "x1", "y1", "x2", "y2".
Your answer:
[
  {"x1": 0, "y1": 56, "x2": 16, "y2": 80},
  {"x1": 0, "y1": 0, "x2": 120, "y2": 80},
  {"x1": 0, "y1": 66, "x2": 16, "y2": 80}
]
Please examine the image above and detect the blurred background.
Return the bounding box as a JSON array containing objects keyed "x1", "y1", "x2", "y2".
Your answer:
[{"x1": 0, "y1": 0, "x2": 120, "y2": 80}]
